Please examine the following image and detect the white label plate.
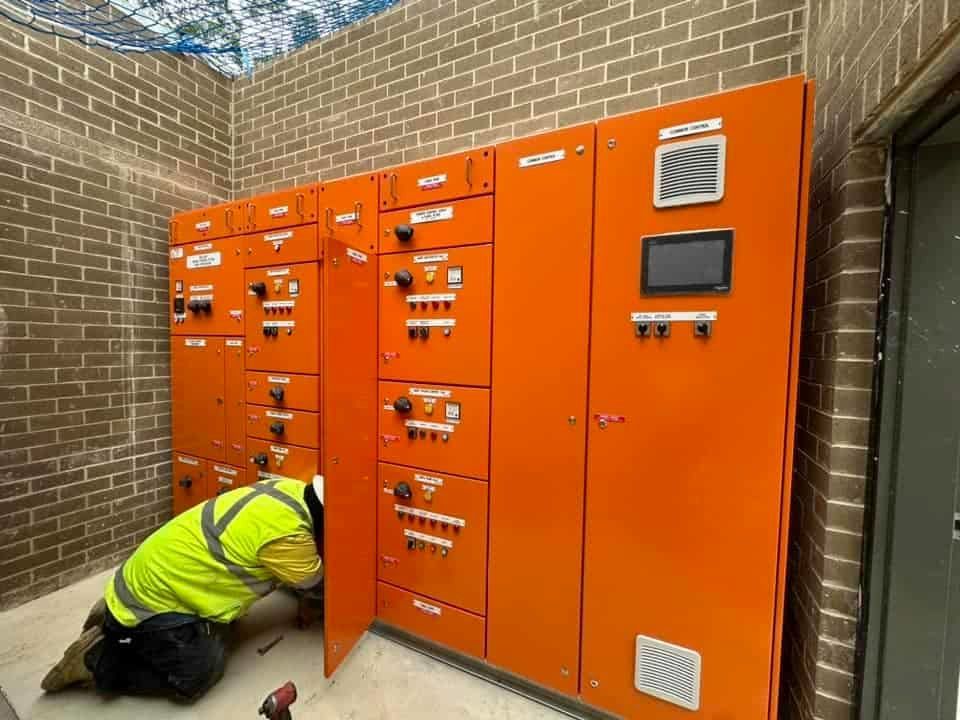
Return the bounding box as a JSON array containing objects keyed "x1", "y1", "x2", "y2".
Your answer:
[
  {"x1": 396, "y1": 505, "x2": 464, "y2": 528},
  {"x1": 177, "y1": 456, "x2": 199, "y2": 465},
  {"x1": 265, "y1": 231, "x2": 293, "y2": 242},
  {"x1": 405, "y1": 420, "x2": 455, "y2": 433},
  {"x1": 414, "y1": 253, "x2": 448, "y2": 263},
  {"x1": 405, "y1": 319, "x2": 456, "y2": 328},
  {"x1": 630, "y1": 311, "x2": 718, "y2": 322},
  {"x1": 335, "y1": 212, "x2": 358, "y2": 224},
  {"x1": 170, "y1": 247, "x2": 184, "y2": 259},
  {"x1": 188, "y1": 294, "x2": 213, "y2": 302},
  {"x1": 266, "y1": 268, "x2": 290, "y2": 277},
  {"x1": 413, "y1": 599, "x2": 442, "y2": 616},
  {"x1": 346, "y1": 248, "x2": 368, "y2": 264},
  {"x1": 409, "y1": 388, "x2": 452, "y2": 398},
  {"x1": 266, "y1": 411, "x2": 293, "y2": 420},
  {"x1": 404, "y1": 529, "x2": 455, "y2": 548},
  {"x1": 519, "y1": 149, "x2": 565, "y2": 168},
  {"x1": 184, "y1": 338, "x2": 206, "y2": 347},
  {"x1": 226, "y1": 339, "x2": 243, "y2": 347},
  {"x1": 269, "y1": 445, "x2": 289, "y2": 455},
  {"x1": 212, "y1": 465, "x2": 237, "y2": 476},
  {"x1": 262, "y1": 320, "x2": 295, "y2": 328},
  {"x1": 267, "y1": 376, "x2": 290, "y2": 384},
  {"x1": 417, "y1": 173, "x2": 447, "y2": 189},
  {"x1": 404, "y1": 293, "x2": 456, "y2": 303},
  {"x1": 186, "y1": 252, "x2": 221, "y2": 269},
  {"x1": 262, "y1": 301, "x2": 295, "y2": 310},
  {"x1": 659, "y1": 117, "x2": 723, "y2": 140},
  {"x1": 194, "y1": 220, "x2": 211, "y2": 231},
  {"x1": 189, "y1": 284, "x2": 213, "y2": 292},
  {"x1": 193, "y1": 243, "x2": 213, "y2": 251},
  {"x1": 415, "y1": 473, "x2": 444, "y2": 486},
  {"x1": 410, "y1": 207, "x2": 453, "y2": 224},
  {"x1": 269, "y1": 205, "x2": 289, "y2": 217}
]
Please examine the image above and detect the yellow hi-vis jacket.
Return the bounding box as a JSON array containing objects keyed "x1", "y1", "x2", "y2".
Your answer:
[{"x1": 105, "y1": 479, "x2": 314, "y2": 627}]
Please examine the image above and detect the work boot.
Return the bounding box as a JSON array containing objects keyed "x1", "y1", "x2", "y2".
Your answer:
[
  {"x1": 81, "y1": 597, "x2": 106, "y2": 631},
  {"x1": 41, "y1": 625, "x2": 103, "y2": 692}
]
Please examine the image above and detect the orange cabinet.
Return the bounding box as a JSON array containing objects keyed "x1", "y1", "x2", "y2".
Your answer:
[
  {"x1": 170, "y1": 200, "x2": 244, "y2": 245},
  {"x1": 172, "y1": 453, "x2": 207, "y2": 515},
  {"x1": 380, "y1": 244, "x2": 492, "y2": 386},
  {"x1": 377, "y1": 464, "x2": 488, "y2": 615},
  {"x1": 171, "y1": 337, "x2": 226, "y2": 463},
  {"x1": 245, "y1": 371, "x2": 320, "y2": 412},
  {"x1": 244, "y1": 263, "x2": 321, "y2": 374},
  {"x1": 580, "y1": 78, "x2": 809, "y2": 718},
  {"x1": 224, "y1": 339, "x2": 246, "y2": 467},
  {"x1": 377, "y1": 582, "x2": 485, "y2": 659},
  {"x1": 378, "y1": 196, "x2": 493, "y2": 255},
  {"x1": 379, "y1": 147, "x2": 494, "y2": 211},
  {"x1": 209, "y1": 463, "x2": 247, "y2": 497},
  {"x1": 245, "y1": 224, "x2": 319, "y2": 268},
  {"x1": 246, "y1": 183, "x2": 318, "y2": 233},
  {"x1": 379, "y1": 381, "x2": 490, "y2": 480},
  {"x1": 246, "y1": 437, "x2": 319, "y2": 484},
  {"x1": 246, "y1": 405, "x2": 320, "y2": 449},
  {"x1": 320, "y1": 173, "x2": 379, "y2": 254},
  {"x1": 170, "y1": 236, "x2": 245, "y2": 336}
]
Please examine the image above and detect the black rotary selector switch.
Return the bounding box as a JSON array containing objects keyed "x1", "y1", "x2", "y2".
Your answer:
[
  {"x1": 417, "y1": 326, "x2": 430, "y2": 339},
  {"x1": 249, "y1": 281, "x2": 267, "y2": 296},
  {"x1": 394, "y1": 224, "x2": 414, "y2": 242},
  {"x1": 394, "y1": 269, "x2": 414, "y2": 287},
  {"x1": 178, "y1": 475, "x2": 193, "y2": 488},
  {"x1": 408, "y1": 327, "x2": 418, "y2": 339},
  {"x1": 199, "y1": 300, "x2": 211, "y2": 313},
  {"x1": 393, "y1": 396, "x2": 413, "y2": 413},
  {"x1": 269, "y1": 422, "x2": 285, "y2": 435},
  {"x1": 252, "y1": 453, "x2": 268, "y2": 466},
  {"x1": 269, "y1": 386, "x2": 284, "y2": 401},
  {"x1": 393, "y1": 482, "x2": 413, "y2": 499},
  {"x1": 188, "y1": 300, "x2": 201, "y2": 313},
  {"x1": 407, "y1": 428, "x2": 417, "y2": 439}
]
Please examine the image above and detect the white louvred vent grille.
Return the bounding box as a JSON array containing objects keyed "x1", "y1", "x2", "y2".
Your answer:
[
  {"x1": 634, "y1": 635, "x2": 701, "y2": 711},
  {"x1": 654, "y1": 135, "x2": 726, "y2": 208}
]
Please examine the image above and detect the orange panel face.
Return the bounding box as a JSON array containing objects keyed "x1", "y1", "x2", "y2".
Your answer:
[
  {"x1": 379, "y1": 381, "x2": 490, "y2": 480},
  {"x1": 319, "y1": 173, "x2": 379, "y2": 254},
  {"x1": 377, "y1": 464, "x2": 488, "y2": 615},
  {"x1": 377, "y1": 582, "x2": 485, "y2": 659},
  {"x1": 245, "y1": 371, "x2": 320, "y2": 412},
  {"x1": 169, "y1": 237, "x2": 246, "y2": 336},
  {"x1": 580, "y1": 78, "x2": 806, "y2": 718},
  {"x1": 172, "y1": 453, "x2": 207, "y2": 515},
  {"x1": 170, "y1": 201, "x2": 244, "y2": 245},
  {"x1": 246, "y1": 183, "x2": 319, "y2": 233},
  {"x1": 209, "y1": 463, "x2": 247, "y2": 497},
  {"x1": 378, "y1": 196, "x2": 493, "y2": 255},
  {"x1": 246, "y1": 437, "x2": 319, "y2": 484},
  {"x1": 379, "y1": 147, "x2": 494, "y2": 211},
  {"x1": 487, "y1": 125, "x2": 595, "y2": 697},
  {"x1": 322, "y1": 237, "x2": 378, "y2": 676},
  {"x1": 244, "y1": 263, "x2": 321, "y2": 374},
  {"x1": 379, "y1": 244, "x2": 492, "y2": 386},
  {"x1": 171, "y1": 337, "x2": 225, "y2": 462},
  {"x1": 246, "y1": 404, "x2": 320, "y2": 448},
  {"x1": 245, "y1": 224, "x2": 319, "y2": 268},
  {"x1": 224, "y1": 338, "x2": 246, "y2": 467}
]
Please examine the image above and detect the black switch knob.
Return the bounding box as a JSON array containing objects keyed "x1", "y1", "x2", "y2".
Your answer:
[
  {"x1": 656, "y1": 322, "x2": 669, "y2": 337},
  {"x1": 200, "y1": 300, "x2": 212, "y2": 312},
  {"x1": 394, "y1": 224, "x2": 414, "y2": 242},
  {"x1": 269, "y1": 422, "x2": 285, "y2": 435},
  {"x1": 407, "y1": 538, "x2": 416, "y2": 550},
  {"x1": 393, "y1": 396, "x2": 413, "y2": 413},
  {"x1": 417, "y1": 326, "x2": 430, "y2": 339},
  {"x1": 408, "y1": 327, "x2": 417, "y2": 339},
  {"x1": 394, "y1": 269, "x2": 414, "y2": 287},
  {"x1": 178, "y1": 475, "x2": 193, "y2": 488},
  {"x1": 173, "y1": 297, "x2": 185, "y2": 314},
  {"x1": 636, "y1": 322, "x2": 650, "y2": 337},
  {"x1": 188, "y1": 300, "x2": 201, "y2": 313},
  {"x1": 252, "y1": 453, "x2": 268, "y2": 466},
  {"x1": 407, "y1": 428, "x2": 417, "y2": 439},
  {"x1": 269, "y1": 386, "x2": 284, "y2": 401},
  {"x1": 394, "y1": 482, "x2": 413, "y2": 499},
  {"x1": 262, "y1": 326, "x2": 271, "y2": 337},
  {"x1": 249, "y1": 281, "x2": 267, "y2": 296}
]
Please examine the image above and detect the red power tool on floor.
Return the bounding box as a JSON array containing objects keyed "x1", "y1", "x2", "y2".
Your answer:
[{"x1": 258, "y1": 681, "x2": 297, "y2": 720}]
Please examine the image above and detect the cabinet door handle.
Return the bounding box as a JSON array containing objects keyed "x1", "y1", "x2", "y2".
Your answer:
[
  {"x1": 296, "y1": 193, "x2": 304, "y2": 218},
  {"x1": 465, "y1": 156, "x2": 473, "y2": 187},
  {"x1": 389, "y1": 173, "x2": 398, "y2": 201},
  {"x1": 354, "y1": 201, "x2": 362, "y2": 227}
]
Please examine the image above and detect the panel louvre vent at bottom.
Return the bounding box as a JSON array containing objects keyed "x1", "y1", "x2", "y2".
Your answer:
[
  {"x1": 654, "y1": 135, "x2": 726, "y2": 208},
  {"x1": 634, "y1": 635, "x2": 701, "y2": 711}
]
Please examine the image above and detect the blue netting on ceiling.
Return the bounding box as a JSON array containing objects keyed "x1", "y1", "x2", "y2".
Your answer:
[{"x1": 0, "y1": 0, "x2": 399, "y2": 75}]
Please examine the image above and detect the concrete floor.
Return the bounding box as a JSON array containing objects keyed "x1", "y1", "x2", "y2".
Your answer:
[{"x1": 0, "y1": 569, "x2": 567, "y2": 720}]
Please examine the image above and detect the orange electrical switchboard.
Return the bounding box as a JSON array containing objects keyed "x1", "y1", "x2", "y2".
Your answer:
[
  {"x1": 170, "y1": 200, "x2": 244, "y2": 246},
  {"x1": 379, "y1": 381, "x2": 490, "y2": 480},
  {"x1": 378, "y1": 196, "x2": 493, "y2": 255},
  {"x1": 171, "y1": 336, "x2": 226, "y2": 462},
  {"x1": 244, "y1": 263, "x2": 321, "y2": 374},
  {"x1": 379, "y1": 147, "x2": 494, "y2": 211},
  {"x1": 245, "y1": 224, "x2": 319, "y2": 268},
  {"x1": 377, "y1": 463, "x2": 488, "y2": 615},
  {"x1": 245, "y1": 371, "x2": 320, "y2": 412},
  {"x1": 487, "y1": 124, "x2": 596, "y2": 697},
  {"x1": 172, "y1": 453, "x2": 207, "y2": 515},
  {"x1": 246, "y1": 183, "x2": 318, "y2": 233},
  {"x1": 246, "y1": 405, "x2": 320, "y2": 448},
  {"x1": 224, "y1": 338, "x2": 246, "y2": 467},
  {"x1": 379, "y1": 244, "x2": 492, "y2": 386},
  {"x1": 170, "y1": 236, "x2": 245, "y2": 336},
  {"x1": 246, "y1": 437, "x2": 319, "y2": 483},
  {"x1": 320, "y1": 174, "x2": 379, "y2": 254},
  {"x1": 377, "y1": 582, "x2": 485, "y2": 659},
  {"x1": 579, "y1": 78, "x2": 810, "y2": 718}
]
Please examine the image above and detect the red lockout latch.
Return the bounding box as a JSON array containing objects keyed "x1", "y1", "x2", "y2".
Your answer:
[{"x1": 594, "y1": 413, "x2": 626, "y2": 424}]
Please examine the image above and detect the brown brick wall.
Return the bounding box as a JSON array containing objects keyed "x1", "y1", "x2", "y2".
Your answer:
[
  {"x1": 0, "y1": 16, "x2": 232, "y2": 610},
  {"x1": 785, "y1": 2, "x2": 960, "y2": 719},
  {"x1": 233, "y1": 0, "x2": 806, "y2": 195}
]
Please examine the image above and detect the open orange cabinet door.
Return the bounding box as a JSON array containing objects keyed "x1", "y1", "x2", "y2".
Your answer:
[{"x1": 322, "y1": 236, "x2": 378, "y2": 676}]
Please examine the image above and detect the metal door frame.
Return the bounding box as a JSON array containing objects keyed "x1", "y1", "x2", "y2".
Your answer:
[{"x1": 858, "y1": 74, "x2": 960, "y2": 719}]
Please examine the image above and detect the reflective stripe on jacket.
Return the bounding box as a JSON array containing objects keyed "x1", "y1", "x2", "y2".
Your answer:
[{"x1": 105, "y1": 479, "x2": 311, "y2": 627}]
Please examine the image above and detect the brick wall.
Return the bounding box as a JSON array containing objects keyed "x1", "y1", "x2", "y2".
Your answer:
[
  {"x1": 0, "y1": 16, "x2": 232, "y2": 610},
  {"x1": 233, "y1": 0, "x2": 806, "y2": 195},
  {"x1": 785, "y1": 2, "x2": 960, "y2": 719}
]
